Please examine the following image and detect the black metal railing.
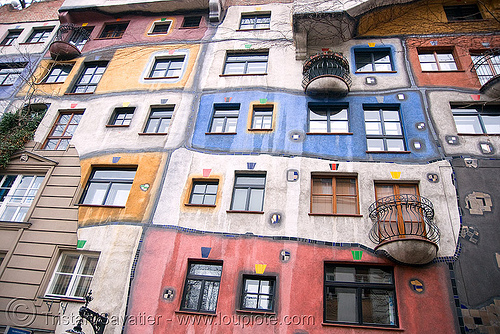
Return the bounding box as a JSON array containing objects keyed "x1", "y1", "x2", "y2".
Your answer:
[
  {"x1": 54, "y1": 24, "x2": 91, "y2": 48},
  {"x1": 470, "y1": 49, "x2": 500, "y2": 86},
  {"x1": 368, "y1": 194, "x2": 440, "y2": 245},
  {"x1": 302, "y1": 52, "x2": 351, "y2": 92}
]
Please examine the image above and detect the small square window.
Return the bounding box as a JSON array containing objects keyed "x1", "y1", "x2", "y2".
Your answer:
[
  {"x1": 230, "y1": 173, "x2": 266, "y2": 212},
  {"x1": 25, "y1": 27, "x2": 53, "y2": 43},
  {"x1": 81, "y1": 168, "x2": 137, "y2": 206},
  {"x1": 223, "y1": 51, "x2": 268, "y2": 75},
  {"x1": 189, "y1": 181, "x2": 219, "y2": 206},
  {"x1": 1, "y1": 30, "x2": 22, "y2": 46},
  {"x1": 43, "y1": 111, "x2": 83, "y2": 150},
  {"x1": 182, "y1": 16, "x2": 202, "y2": 28},
  {"x1": 251, "y1": 105, "x2": 273, "y2": 130},
  {"x1": 44, "y1": 64, "x2": 72, "y2": 84},
  {"x1": 150, "y1": 21, "x2": 171, "y2": 34},
  {"x1": 209, "y1": 103, "x2": 240, "y2": 133},
  {"x1": 99, "y1": 22, "x2": 128, "y2": 39},
  {"x1": 444, "y1": 5, "x2": 482, "y2": 21},
  {"x1": 46, "y1": 253, "x2": 99, "y2": 298},
  {"x1": 311, "y1": 175, "x2": 359, "y2": 215},
  {"x1": 240, "y1": 13, "x2": 271, "y2": 30},
  {"x1": 418, "y1": 50, "x2": 457, "y2": 71},
  {"x1": 148, "y1": 57, "x2": 185, "y2": 78},
  {"x1": 240, "y1": 275, "x2": 276, "y2": 312},
  {"x1": 452, "y1": 104, "x2": 500, "y2": 134},
  {"x1": 355, "y1": 49, "x2": 393, "y2": 72},
  {"x1": 0, "y1": 62, "x2": 26, "y2": 86},
  {"x1": 180, "y1": 261, "x2": 222, "y2": 313},
  {"x1": 71, "y1": 62, "x2": 108, "y2": 94},
  {"x1": 308, "y1": 104, "x2": 349, "y2": 133},
  {"x1": 144, "y1": 106, "x2": 173, "y2": 133},
  {"x1": 109, "y1": 107, "x2": 135, "y2": 126}
]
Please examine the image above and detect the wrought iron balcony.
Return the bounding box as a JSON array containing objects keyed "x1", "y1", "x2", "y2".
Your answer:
[
  {"x1": 471, "y1": 49, "x2": 500, "y2": 98},
  {"x1": 49, "y1": 24, "x2": 91, "y2": 60},
  {"x1": 368, "y1": 194, "x2": 440, "y2": 265},
  {"x1": 302, "y1": 52, "x2": 351, "y2": 96}
]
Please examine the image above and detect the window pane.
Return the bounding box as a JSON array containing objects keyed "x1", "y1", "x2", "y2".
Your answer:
[
  {"x1": 236, "y1": 176, "x2": 265, "y2": 186},
  {"x1": 243, "y1": 294, "x2": 258, "y2": 309},
  {"x1": 158, "y1": 118, "x2": 171, "y2": 133},
  {"x1": 364, "y1": 110, "x2": 380, "y2": 121},
  {"x1": 248, "y1": 188, "x2": 264, "y2": 211},
  {"x1": 73, "y1": 276, "x2": 92, "y2": 297},
  {"x1": 200, "y1": 281, "x2": 220, "y2": 312},
  {"x1": 93, "y1": 170, "x2": 136, "y2": 181},
  {"x1": 325, "y1": 287, "x2": 357, "y2": 323},
  {"x1": 246, "y1": 62, "x2": 267, "y2": 74},
  {"x1": 336, "y1": 179, "x2": 356, "y2": 195},
  {"x1": 105, "y1": 183, "x2": 132, "y2": 206},
  {"x1": 312, "y1": 195, "x2": 333, "y2": 213},
  {"x1": 362, "y1": 289, "x2": 396, "y2": 325},
  {"x1": 453, "y1": 115, "x2": 482, "y2": 133},
  {"x1": 226, "y1": 118, "x2": 237, "y2": 132},
  {"x1": 50, "y1": 274, "x2": 72, "y2": 295},
  {"x1": 313, "y1": 178, "x2": 332, "y2": 194},
  {"x1": 365, "y1": 122, "x2": 382, "y2": 135},
  {"x1": 386, "y1": 139, "x2": 405, "y2": 151},
  {"x1": 258, "y1": 295, "x2": 272, "y2": 310},
  {"x1": 82, "y1": 183, "x2": 108, "y2": 205},
  {"x1": 245, "y1": 279, "x2": 260, "y2": 293},
  {"x1": 211, "y1": 118, "x2": 225, "y2": 132},
  {"x1": 189, "y1": 264, "x2": 222, "y2": 277},
  {"x1": 367, "y1": 138, "x2": 385, "y2": 151},
  {"x1": 183, "y1": 279, "x2": 201, "y2": 309},
  {"x1": 310, "y1": 120, "x2": 328, "y2": 132},
  {"x1": 482, "y1": 116, "x2": 500, "y2": 134},
  {"x1": 337, "y1": 196, "x2": 357, "y2": 214},
  {"x1": 224, "y1": 62, "x2": 245, "y2": 74},
  {"x1": 420, "y1": 62, "x2": 438, "y2": 71},
  {"x1": 384, "y1": 122, "x2": 402, "y2": 136},
  {"x1": 232, "y1": 188, "x2": 248, "y2": 210}
]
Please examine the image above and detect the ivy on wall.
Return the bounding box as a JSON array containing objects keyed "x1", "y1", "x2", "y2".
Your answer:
[{"x1": 0, "y1": 105, "x2": 46, "y2": 169}]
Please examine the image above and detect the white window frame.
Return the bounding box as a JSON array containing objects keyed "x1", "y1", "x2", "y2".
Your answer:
[
  {"x1": 0, "y1": 174, "x2": 44, "y2": 222},
  {"x1": 45, "y1": 252, "x2": 99, "y2": 299},
  {"x1": 148, "y1": 20, "x2": 173, "y2": 35}
]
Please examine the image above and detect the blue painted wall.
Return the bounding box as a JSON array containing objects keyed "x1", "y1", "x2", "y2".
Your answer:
[{"x1": 191, "y1": 90, "x2": 440, "y2": 162}]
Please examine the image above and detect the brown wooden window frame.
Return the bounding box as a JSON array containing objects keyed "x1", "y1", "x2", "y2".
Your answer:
[
  {"x1": 310, "y1": 174, "x2": 360, "y2": 216},
  {"x1": 43, "y1": 111, "x2": 84, "y2": 150}
]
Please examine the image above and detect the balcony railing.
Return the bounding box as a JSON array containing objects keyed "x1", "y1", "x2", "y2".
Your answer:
[
  {"x1": 302, "y1": 52, "x2": 351, "y2": 95},
  {"x1": 471, "y1": 49, "x2": 500, "y2": 98},
  {"x1": 49, "y1": 24, "x2": 91, "y2": 60},
  {"x1": 368, "y1": 194, "x2": 440, "y2": 245}
]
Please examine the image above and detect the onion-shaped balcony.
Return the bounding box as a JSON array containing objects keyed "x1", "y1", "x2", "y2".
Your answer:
[
  {"x1": 368, "y1": 194, "x2": 440, "y2": 265},
  {"x1": 302, "y1": 52, "x2": 351, "y2": 96},
  {"x1": 49, "y1": 24, "x2": 91, "y2": 60},
  {"x1": 471, "y1": 50, "x2": 500, "y2": 98}
]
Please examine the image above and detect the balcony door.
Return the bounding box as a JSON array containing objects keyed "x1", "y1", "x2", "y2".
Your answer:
[{"x1": 374, "y1": 183, "x2": 422, "y2": 239}]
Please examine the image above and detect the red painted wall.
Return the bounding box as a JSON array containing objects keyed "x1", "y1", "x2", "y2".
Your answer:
[
  {"x1": 407, "y1": 36, "x2": 500, "y2": 89},
  {"x1": 125, "y1": 228, "x2": 458, "y2": 334}
]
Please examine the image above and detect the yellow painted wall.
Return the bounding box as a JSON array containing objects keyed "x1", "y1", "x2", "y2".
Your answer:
[
  {"x1": 78, "y1": 152, "x2": 165, "y2": 226},
  {"x1": 358, "y1": 0, "x2": 500, "y2": 37}
]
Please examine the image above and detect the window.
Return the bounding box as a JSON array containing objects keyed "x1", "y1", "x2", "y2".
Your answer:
[
  {"x1": 308, "y1": 104, "x2": 349, "y2": 133},
  {"x1": 99, "y1": 22, "x2": 128, "y2": 39},
  {"x1": 182, "y1": 16, "x2": 202, "y2": 28},
  {"x1": 46, "y1": 253, "x2": 98, "y2": 298},
  {"x1": 0, "y1": 175, "x2": 44, "y2": 222},
  {"x1": 471, "y1": 54, "x2": 500, "y2": 85},
  {"x1": 150, "y1": 21, "x2": 171, "y2": 34},
  {"x1": 374, "y1": 183, "x2": 422, "y2": 239},
  {"x1": 418, "y1": 50, "x2": 457, "y2": 71},
  {"x1": 144, "y1": 106, "x2": 173, "y2": 133},
  {"x1": 311, "y1": 175, "x2": 359, "y2": 215},
  {"x1": 240, "y1": 13, "x2": 271, "y2": 30},
  {"x1": 1, "y1": 30, "x2": 22, "y2": 46},
  {"x1": 0, "y1": 62, "x2": 26, "y2": 86},
  {"x1": 354, "y1": 49, "x2": 393, "y2": 72},
  {"x1": 180, "y1": 261, "x2": 222, "y2": 313},
  {"x1": 251, "y1": 105, "x2": 273, "y2": 130},
  {"x1": 81, "y1": 168, "x2": 136, "y2": 206},
  {"x1": 452, "y1": 105, "x2": 500, "y2": 134},
  {"x1": 148, "y1": 57, "x2": 184, "y2": 78},
  {"x1": 109, "y1": 107, "x2": 135, "y2": 126},
  {"x1": 44, "y1": 111, "x2": 83, "y2": 150},
  {"x1": 25, "y1": 27, "x2": 53, "y2": 43},
  {"x1": 44, "y1": 64, "x2": 72, "y2": 83},
  {"x1": 364, "y1": 105, "x2": 405, "y2": 152},
  {"x1": 223, "y1": 51, "x2": 268, "y2": 75},
  {"x1": 209, "y1": 103, "x2": 240, "y2": 133},
  {"x1": 240, "y1": 276, "x2": 275, "y2": 312},
  {"x1": 68, "y1": 27, "x2": 93, "y2": 51},
  {"x1": 324, "y1": 264, "x2": 397, "y2": 327},
  {"x1": 189, "y1": 181, "x2": 218, "y2": 206},
  {"x1": 230, "y1": 174, "x2": 266, "y2": 212},
  {"x1": 444, "y1": 5, "x2": 482, "y2": 21},
  {"x1": 71, "y1": 62, "x2": 107, "y2": 94}
]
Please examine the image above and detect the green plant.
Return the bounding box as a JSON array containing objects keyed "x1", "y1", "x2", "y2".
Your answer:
[{"x1": 0, "y1": 105, "x2": 46, "y2": 169}]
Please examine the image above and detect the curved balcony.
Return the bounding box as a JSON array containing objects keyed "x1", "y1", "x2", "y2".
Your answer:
[
  {"x1": 368, "y1": 194, "x2": 440, "y2": 265},
  {"x1": 49, "y1": 25, "x2": 91, "y2": 60},
  {"x1": 471, "y1": 50, "x2": 500, "y2": 98},
  {"x1": 302, "y1": 52, "x2": 351, "y2": 96}
]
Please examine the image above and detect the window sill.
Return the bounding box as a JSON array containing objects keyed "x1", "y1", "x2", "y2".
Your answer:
[
  {"x1": 38, "y1": 82, "x2": 65, "y2": 85},
  {"x1": 64, "y1": 92, "x2": 94, "y2": 95},
  {"x1": 248, "y1": 128, "x2": 273, "y2": 132},
  {"x1": 205, "y1": 132, "x2": 237, "y2": 135},
  {"x1": 322, "y1": 323, "x2": 403, "y2": 331},
  {"x1": 43, "y1": 296, "x2": 86, "y2": 303},
  {"x1": 144, "y1": 76, "x2": 180, "y2": 80},
  {"x1": 421, "y1": 70, "x2": 464, "y2": 73},
  {"x1": 185, "y1": 203, "x2": 216, "y2": 208},
  {"x1": 94, "y1": 37, "x2": 124, "y2": 40},
  {"x1": 237, "y1": 28, "x2": 270, "y2": 32},
  {"x1": 175, "y1": 310, "x2": 217, "y2": 316},
  {"x1": 309, "y1": 213, "x2": 363, "y2": 217},
  {"x1": 307, "y1": 132, "x2": 353, "y2": 135},
  {"x1": 355, "y1": 71, "x2": 397, "y2": 74},
  {"x1": 147, "y1": 32, "x2": 169, "y2": 36},
  {"x1": 78, "y1": 204, "x2": 126, "y2": 208},
  {"x1": 138, "y1": 132, "x2": 168, "y2": 136},
  {"x1": 106, "y1": 124, "x2": 130, "y2": 128},
  {"x1": 366, "y1": 150, "x2": 411, "y2": 154},
  {"x1": 226, "y1": 210, "x2": 264, "y2": 214},
  {"x1": 220, "y1": 73, "x2": 267, "y2": 77},
  {"x1": 0, "y1": 84, "x2": 14, "y2": 87},
  {"x1": 236, "y1": 309, "x2": 276, "y2": 316},
  {"x1": 19, "y1": 42, "x2": 45, "y2": 45},
  {"x1": 457, "y1": 133, "x2": 500, "y2": 136},
  {"x1": 179, "y1": 27, "x2": 200, "y2": 30},
  {"x1": 0, "y1": 221, "x2": 31, "y2": 229}
]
